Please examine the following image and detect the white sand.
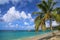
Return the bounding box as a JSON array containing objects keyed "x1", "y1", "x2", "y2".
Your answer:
[{"x1": 21, "y1": 30, "x2": 60, "y2": 40}]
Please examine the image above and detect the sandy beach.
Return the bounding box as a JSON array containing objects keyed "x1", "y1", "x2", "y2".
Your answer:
[{"x1": 21, "y1": 30, "x2": 60, "y2": 40}]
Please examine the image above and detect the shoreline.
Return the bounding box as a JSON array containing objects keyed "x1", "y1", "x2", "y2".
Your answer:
[
  {"x1": 21, "y1": 30, "x2": 59, "y2": 40},
  {"x1": 22, "y1": 30, "x2": 58, "y2": 40}
]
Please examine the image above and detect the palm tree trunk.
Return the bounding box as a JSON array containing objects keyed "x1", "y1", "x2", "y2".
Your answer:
[
  {"x1": 50, "y1": 18, "x2": 56, "y2": 36},
  {"x1": 50, "y1": 18, "x2": 53, "y2": 31}
]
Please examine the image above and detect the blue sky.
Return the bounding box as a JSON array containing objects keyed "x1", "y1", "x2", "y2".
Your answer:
[{"x1": 0, "y1": 0, "x2": 60, "y2": 30}]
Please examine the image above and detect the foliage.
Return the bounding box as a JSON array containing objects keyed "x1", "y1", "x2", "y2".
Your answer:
[{"x1": 32, "y1": 0, "x2": 60, "y2": 31}]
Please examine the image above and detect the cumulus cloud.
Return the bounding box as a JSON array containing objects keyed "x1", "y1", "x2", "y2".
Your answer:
[
  {"x1": 3, "y1": 7, "x2": 20, "y2": 22},
  {"x1": 28, "y1": 14, "x2": 31, "y2": 18},
  {"x1": 20, "y1": 11, "x2": 34, "y2": 21},
  {"x1": 20, "y1": 11, "x2": 28, "y2": 19},
  {"x1": 2, "y1": 6, "x2": 34, "y2": 22}
]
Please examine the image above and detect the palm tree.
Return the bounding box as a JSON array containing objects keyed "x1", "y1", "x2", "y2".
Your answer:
[
  {"x1": 33, "y1": 12, "x2": 46, "y2": 31},
  {"x1": 32, "y1": 0, "x2": 60, "y2": 32}
]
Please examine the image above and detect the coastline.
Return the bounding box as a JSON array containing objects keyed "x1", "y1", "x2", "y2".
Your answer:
[{"x1": 20, "y1": 30, "x2": 60, "y2": 40}]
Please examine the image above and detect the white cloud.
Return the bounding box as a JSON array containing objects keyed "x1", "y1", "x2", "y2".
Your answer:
[
  {"x1": 2, "y1": 6, "x2": 34, "y2": 22},
  {"x1": 28, "y1": 13, "x2": 32, "y2": 18},
  {"x1": 2, "y1": 6, "x2": 34, "y2": 30},
  {"x1": 27, "y1": 13, "x2": 34, "y2": 22},
  {"x1": 24, "y1": 22, "x2": 29, "y2": 25},
  {"x1": 3, "y1": 7, "x2": 20, "y2": 22},
  {"x1": 20, "y1": 11, "x2": 28, "y2": 19},
  {"x1": 29, "y1": 18, "x2": 34, "y2": 22},
  {"x1": 20, "y1": 11, "x2": 34, "y2": 21}
]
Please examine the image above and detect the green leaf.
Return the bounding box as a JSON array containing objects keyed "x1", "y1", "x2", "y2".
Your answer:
[
  {"x1": 34, "y1": 16, "x2": 41, "y2": 23},
  {"x1": 49, "y1": 2, "x2": 57, "y2": 12},
  {"x1": 53, "y1": 7, "x2": 60, "y2": 11},
  {"x1": 32, "y1": 12, "x2": 43, "y2": 15},
  {"x1": 37, "y1": 4, "x2": 47, "y2": 13},
  {"x1": 42, "y1": 1, "x2": 48, "y2": 10},
  {"x1": 35, "y1": 19, "x2": 41, "y2": 32}
]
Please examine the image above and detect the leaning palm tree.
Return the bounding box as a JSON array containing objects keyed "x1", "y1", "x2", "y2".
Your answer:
[
  {"x1": 32, "y1": 0, "x2": 60, "y2": 32},
  {"x1": 33, "y1": 12, "x2": 46, "y2": 31}
]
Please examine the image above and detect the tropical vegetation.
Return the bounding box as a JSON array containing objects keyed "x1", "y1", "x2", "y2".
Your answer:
[{"x1": 32, "y1": 0, "x2": 60, "y2": 32}]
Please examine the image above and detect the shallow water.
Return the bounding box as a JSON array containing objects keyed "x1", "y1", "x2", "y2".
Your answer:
[{"x1": 0, "y1": 30, "x2": 51, "y2": 40}]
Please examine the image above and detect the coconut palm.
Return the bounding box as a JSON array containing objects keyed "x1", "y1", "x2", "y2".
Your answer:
[
  {"x1": 33, "y1": 12, "x2": 46, "y2": 31},
  {"x1": 32, "y1": 0, "x2": 60, "y2": 32}
]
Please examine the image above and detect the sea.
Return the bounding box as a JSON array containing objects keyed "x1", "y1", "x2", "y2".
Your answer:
[{"x1": 0, "y1": 30, "x2": 51, "y2": 40}]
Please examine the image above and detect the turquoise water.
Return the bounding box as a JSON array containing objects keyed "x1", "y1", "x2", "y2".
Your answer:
[{"x1": 0, "y1": 30, "x2": 51, "y2": 40}]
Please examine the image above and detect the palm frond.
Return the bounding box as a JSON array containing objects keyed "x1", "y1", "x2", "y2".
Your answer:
[
  {"x1": 37, "y1": 3, "x2": 47, "y2": 13},
  {"x1": 35, "y1": 16, "x2": 46, "y2": 31},
  {"x1": 32, "y1": 12, "x2": 44, "y2": 15},
  {"x1": 52, "y1": 2, "x2": 57, "y2": 7},
  {"x1": 35, "y1": 18, "x2": 41, "y2": 32},
  {"x1": 49, "y1": 2, "x2": 58, "y2": 12},
  {"x1": 53, "y1": 7, "x2": 60, "y2": 11},
  {"x1": 34, "y1": 16, "x2": 41, "y2": 23},
  {"x1": 48, "y1": 0, "x2": 53, "y2": 5},
  {"x1": 55, "y1": 14, "x2": 60, "y2": 22},
  {"x1": 52, "y1": 11, "x2": 60, "y2": 22},
  {"x1": 51, "y1": 10, "x2": 57, "y2": 18},
  {"x1": 48, "y1": 0, "x2": 53, "y2": 9},
  {"x1": 42, "y1": 1, "x2": 48, "y2": 10},
  {"x1": 33, "y1": 0, "x2": 60, "y2": 32},
  {"x1": 34, "y1": 15, "x2": 43, "y2": 32}
]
